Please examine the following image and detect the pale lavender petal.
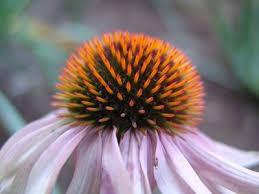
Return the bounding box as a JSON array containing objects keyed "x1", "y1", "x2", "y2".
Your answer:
[
  {"x1": 187, "y1": 129, "x2": 259, "y2": 167},
  {"x1": 198, "y1": 176, "x2": 235, "y2": 194},
  {"x1": 3, "y1": 166, "x2": 31, "y2": 194},
  {"x1": 120, "y1": 131, "x2": 131, "y2": 168},
  {"x1": 24, "y1": 127, "x2": 86, "y2": 194},
  {"x1": 215, "y1": 142, "x2": 259, "y2": 168},
  {"x1": 0, "y1": 176, "x2": 15, "y2": 193},
  {"x1": 154, "y1": 132, "x2": 190, "y2": 194},
  {"x1": 177, "y1": 132, "x2": 259, "y2": 194},
  {"x1": 0, "y1": 110, "x2": 64, "y2": 159},
  {"x1": 160, "y1": 133, "x2": 211, "y2": 194},
  {"x1": 120, "y1": 131, "x2": 151, "y2": 194},
  {"x1": 139, "y1": 133, "x2": 156, "y2": 192},
  {"x1": 100, "y1": 128, "x2": 132, "y2": 194},
  {"x1": 0, "y1": 120, "x2": 69, "y2": 181},
  {"x1": 216, "y1": 187, "x2": 236, "y2": 194},
  {"x1": 1, "y1": 125, "x2": 77, "y2": 194},
  {"x1": 66, "y1": 131, "x2": 102, "y2": 194}
]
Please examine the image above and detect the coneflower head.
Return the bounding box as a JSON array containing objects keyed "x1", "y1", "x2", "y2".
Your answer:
[{"x1": 53, "y1": 32, "x2": 204, "y2": 134}]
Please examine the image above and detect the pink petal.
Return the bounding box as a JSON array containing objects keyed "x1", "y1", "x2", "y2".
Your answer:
[
  {"x1": 3, "y1": 165, "x2": 32, "y2": 194},
  {"x1": 160, "y1": 133, "x2": 211, "y2": 194},
  {"x1": 0, "y1": 111, "x2": 62, "y2": 159},
  {"x1": 24, "y1": 127, "x2": 86, "y2": 194},
  {"x1": 177, "y1": 132, "x2": 259, "y2": 194},
  {"x1": 216, "y1": 187, "x2": 236, "y2": 194},
  {"x1": 154, "y1": 132, "x2": 191, "y2": 194},
  {"x1": 198, "y1": 176, "x2": 235, "y2": 194},
  {"x1": 215, "y1": 142, "x2": 259, "y2": 168},
  {"x1": 66, "y1": 131, "x2": 102, "y2": 194},
  {"x1": 139, "y1": 132, "x2": 157, "y2": 192},
  {"x1": 120, "y1": 131, "x2": 131, "y2": 168},
  {"x1": 187, "y1": 129, "x2": 259, "y2": 167},
  {"x1": 120, "y1": 131, "x2": 152, "y2": 194},
  {"x1": 0, "y1": 175, "x2": 15, "y2": 193},
  {"x1": 100, "y1": 128, "x2": 132, "y2": 194},
  {"x1": 0, "y1": 125, "x2": 76, "y2": 194},
  {"x1": 0, "y1": 121, "x2": 70, "y2": 181}
]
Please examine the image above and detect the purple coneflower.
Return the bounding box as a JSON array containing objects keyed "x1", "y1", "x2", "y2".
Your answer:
[{"x1": 1, "y1": 32, "x2": 259, "y2": 194}]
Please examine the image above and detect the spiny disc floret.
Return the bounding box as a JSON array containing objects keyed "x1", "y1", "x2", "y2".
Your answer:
[{"x1": 54, "y1": 32, "x2": 204, "y2": 133}]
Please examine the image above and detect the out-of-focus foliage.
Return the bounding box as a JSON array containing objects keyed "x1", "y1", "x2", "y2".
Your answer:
[
  {"x1": 12, "y1": 18, "x2": 95, "y2": 84},
  {"x1": 151, "y1": 0, "x2": 241, "y2": 91},
  {"x1": 0, "y1": 91, "x2": 25, "y2": 134},
  {"x1": 1, "y1": 0, "x2": 95, "y2": 85},
  {"x1": 0, "y1": 0, "x2": 31, "y2": 41},
  {"x1": 215, "y1": 0, "x2": 259, "y2": 97}
]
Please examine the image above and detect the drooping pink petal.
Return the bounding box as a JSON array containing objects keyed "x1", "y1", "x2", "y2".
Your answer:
[
  {"x1": 0, "y1": 110, "x2": 64, "y2": 159},
  {"x1": 0, "y1": 175, "x2": 15, "y2": 193},
  {"x1": 0, "y1": 121, "x2": 70, "y2": 181},
  {"x1": 120, "y1": 131, "x2": 131, "y2": 171},
  {"x1": 215, "y1": 142, "x2": 259, "y2": 168},
  {"x1": 66, "y1": 131, "x2": 102, "y2": 194},
  {"x1": 154, "y1": 132, "x2": 191, "y2": 194},
  {"x1": 24, "y1": 127, "x2": 86, "y2": 194},
  {"x1": 120, "y1": 131, "x2": 152, "y2": 194},
  {"x1": 0, "y1": 125, "x2": 76, "y2": 194},
  {"x1": 100, "y1": 128, "x2": 132, "y2": 194},
  {"x1": 3, "y1": 165, "x2": 33, "y2": 194},
  {"x1": 139, "y1": 132, "x2": 156, "y2": 192},
  {"x1": 160, "y1": 133, "x2": 211, "y2": 194},
  {"x1": 198, "y1": 176, "x2": 235, "y2": 194},
  {"x1": 176, "y1": 132, "x2": 259, "y2": 194},
  {"x1": 186, "y1": 129, "x2": 259, "y2": 167}
]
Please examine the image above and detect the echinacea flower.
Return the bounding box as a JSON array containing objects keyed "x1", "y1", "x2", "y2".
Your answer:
[{"x1": 1, "y1": 31, "x2": 259, "y2": 194}]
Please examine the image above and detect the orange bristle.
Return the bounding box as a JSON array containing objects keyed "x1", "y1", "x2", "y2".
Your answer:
[{"x1": 54, "y1": 31, "x2": 205, "y2": 133}]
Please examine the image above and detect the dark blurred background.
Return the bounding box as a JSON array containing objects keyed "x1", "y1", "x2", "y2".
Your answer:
[{"x1": 0, "y1": 0, "x2": 259, "y2": 154}]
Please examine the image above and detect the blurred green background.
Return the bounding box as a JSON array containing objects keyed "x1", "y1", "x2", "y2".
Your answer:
[{"x1": 0, "y1": 0, "x2": 259, "y2": 190}]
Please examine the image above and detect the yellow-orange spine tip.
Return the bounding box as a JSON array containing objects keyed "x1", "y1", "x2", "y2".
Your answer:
[{"x1": 54, "y1": 31, "x2": 204, "y2": 134}]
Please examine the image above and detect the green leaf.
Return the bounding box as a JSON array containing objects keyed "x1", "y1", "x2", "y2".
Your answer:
[
  {"x1": 0, "y1": 90, "x2": 26, "y2": 134},
  {"x1": 236, "y1": 0, "x2": 253, "y2": 46},
  {"x1": 0, "y1": 0, "x2": 31, "y2": 40},
  {"x1": 213, "y1": 0, "x2": 259, "y2": 98}
]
